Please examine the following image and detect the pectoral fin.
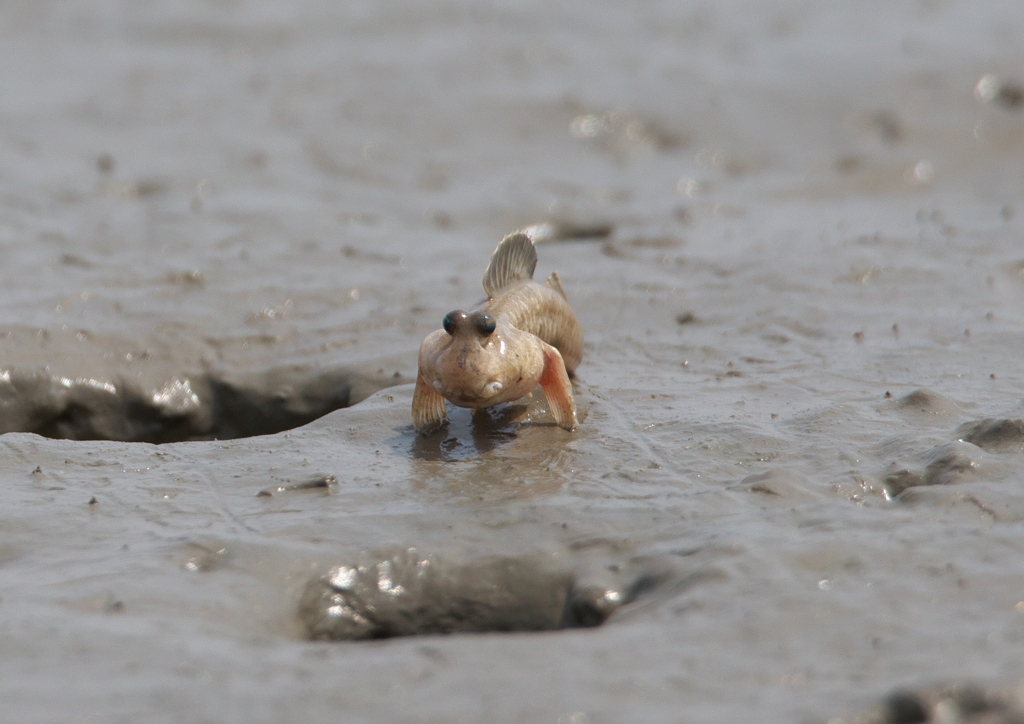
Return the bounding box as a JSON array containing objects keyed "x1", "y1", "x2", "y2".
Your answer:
[
  {"x1": 538, "y1": 342, "x2": 578, "y2": 431},
  {"x1": 412, "y1": 374, "x2": 448, "y2": 433}
]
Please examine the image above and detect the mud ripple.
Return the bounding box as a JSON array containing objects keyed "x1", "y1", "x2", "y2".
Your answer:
[{"x1": 729, "y1": 469, "x2": 820, "y2": 504}]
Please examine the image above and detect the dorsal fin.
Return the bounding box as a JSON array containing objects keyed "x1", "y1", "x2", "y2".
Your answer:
[
  {"x1": 482, "y1": 231, "x2": 537, "y2": 298},
  {"x1": 545, "y1": 271, "x2": 567, "y2": 300}
]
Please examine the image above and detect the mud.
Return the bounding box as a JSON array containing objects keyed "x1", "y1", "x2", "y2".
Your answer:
[
  {"x1": 4, "y1": 1, "x2": 1024, "y2": 723},
  {"x1": 299, "y1": 549, "x2": 631, "y2": 641},
  {"x1": 825, "y1": 684, "x2": 1024, "y2": 724},
  {"x1": 958, "y1": 418, "x2": 1024, "y2": 453},
  {"x1": 0, "y1": 361, "x2": 399, "y2": 442},
  {"x1": 257, "y1": 474, "x2": 338, "y2": 497},
  {"x1": 883, "y1": 441, "x2": 986, "y2": 498}
]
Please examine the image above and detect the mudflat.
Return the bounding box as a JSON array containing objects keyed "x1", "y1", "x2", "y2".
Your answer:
[{"x1": 2, "y1": 2, "x2": 1024, "y2": 722}]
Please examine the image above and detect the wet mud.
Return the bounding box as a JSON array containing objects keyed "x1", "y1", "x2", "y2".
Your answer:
[
  {"x1": 299, "y1": 549, "x2": 633, "y2": 640},
  {"x1": 257, "y1": 473, "x2": 338, "y2": 497},
  {"x1": 0, "y1": 362, "x2": 399, "y2": 443},
  {"x1": 883, "y1": 441, "x2": 985, "y2": 498},
  {"x1": 4, "y1": 1, "x2": 1024, "y2": 723},
  {"x1": 825, "y1": 684, "x2": 1024, "y2": 724},
  {"x1": 957, "y1": 418, "x2": 1024, "y2": 453}
]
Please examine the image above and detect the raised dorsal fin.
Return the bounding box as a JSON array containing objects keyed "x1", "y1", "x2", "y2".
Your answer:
[
  {"x1": 545, "y1": 271, "x2": 567, "y2": 300},
  {"x1": 482, "y1": 231, "x2": 537, "y2": 298}
]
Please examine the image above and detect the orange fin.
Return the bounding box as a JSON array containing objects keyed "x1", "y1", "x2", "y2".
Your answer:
[
  {"x1": 545, "y1": 271, "x2": 567, "y2": 300},
  {"x1": 412, "y1": 375, "x2": 448, "y2": 433},
  {"x1": 538, "y1": 342, "x2": 578, "y2": 431}
]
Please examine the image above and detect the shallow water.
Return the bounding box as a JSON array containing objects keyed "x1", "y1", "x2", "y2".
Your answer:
[{"x1": 3, "y1": 1, "x2": 1024, "y2": 721}]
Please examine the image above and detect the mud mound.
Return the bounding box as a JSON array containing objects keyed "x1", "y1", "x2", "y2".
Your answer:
[
  {"x1": 882, "y1": 442, "x2": 986, "y2": 498},
  {"x1": 299, "y1": 549, "x2": 639, "y2": 640},
  {"x1": 957, "y1": 419, "x2": 1024, "y2": 452}
]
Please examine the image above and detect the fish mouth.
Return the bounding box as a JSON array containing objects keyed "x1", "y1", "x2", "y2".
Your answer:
[
  {"x1": 433, "y1": 378, "x2": 504, "y2": 406},
  {"x1": 456, "y1": 380, "x2": 503, "y2": 404}
]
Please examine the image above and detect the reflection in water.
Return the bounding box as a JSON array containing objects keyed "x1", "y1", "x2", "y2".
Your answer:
[{"x1": 402, "y1": 403, "x2": 530, "y2": 461}]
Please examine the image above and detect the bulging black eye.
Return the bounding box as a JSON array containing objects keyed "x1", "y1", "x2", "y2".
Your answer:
[
  {"x1": 442, "y1": 310, "x2": 462, "y2": 335},
  {"x1": 475, "y1": 313, "x2": 496, "y2": 336}
]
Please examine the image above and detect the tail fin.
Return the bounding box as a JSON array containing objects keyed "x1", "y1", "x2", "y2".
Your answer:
[
  {"x1": 482, "y1": 231, "x2": 537, "y2": 298},
  {"x1": 545, "y1": 271, "x2": 567, "y2": 300}
]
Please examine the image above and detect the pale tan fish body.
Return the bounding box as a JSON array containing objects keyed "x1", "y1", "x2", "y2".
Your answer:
[{"x1": 412, "y1": 232, "x2": 583, "y2": 433}]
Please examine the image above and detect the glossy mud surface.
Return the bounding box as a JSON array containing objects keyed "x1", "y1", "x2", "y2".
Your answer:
[{"x1": 3, "y1": 1, "x2": 1024, "y2": 722}]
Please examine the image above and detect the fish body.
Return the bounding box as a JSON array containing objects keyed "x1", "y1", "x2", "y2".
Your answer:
[{"x1": 412, "y1": 232, "x2": 582, "y2": 433}]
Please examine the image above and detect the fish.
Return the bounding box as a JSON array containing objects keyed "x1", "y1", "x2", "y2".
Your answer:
[{"x1": 412, "y1": 231, "x2": 583, "y2": 433}]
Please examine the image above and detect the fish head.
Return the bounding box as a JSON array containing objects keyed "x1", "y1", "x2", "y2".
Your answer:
[{"x1": 419, "y1": 309, "x2": 516, "y2": 406}]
